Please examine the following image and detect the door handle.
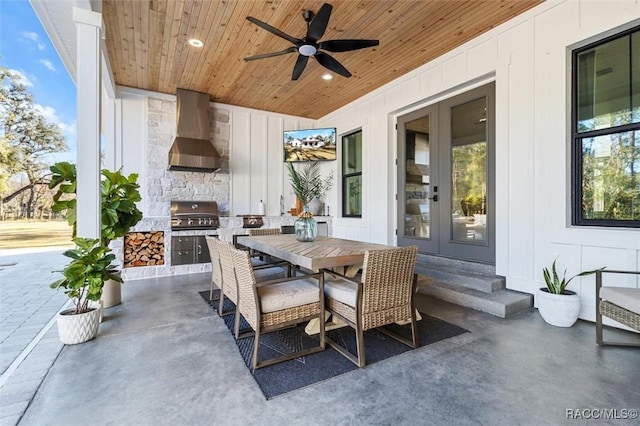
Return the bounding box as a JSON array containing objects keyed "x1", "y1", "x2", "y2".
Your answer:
[{"x1": 428, "y1": 195, "x2": 438, "y2": 202}]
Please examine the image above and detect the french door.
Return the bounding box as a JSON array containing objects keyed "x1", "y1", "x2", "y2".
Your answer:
[{"x1": 397, "y1": 83, "x2": 495, "y2": 263}]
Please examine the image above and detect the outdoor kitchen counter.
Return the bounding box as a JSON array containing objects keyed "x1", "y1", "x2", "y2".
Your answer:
[
  {"x1": 171, "y1": 216, "x2": 332, "y2": 242},
  {"x1": 120, "y1": 216, "x2": 331, "y2": 280}
]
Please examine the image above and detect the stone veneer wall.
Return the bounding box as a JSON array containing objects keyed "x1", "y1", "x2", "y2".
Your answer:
[{"x1": 120, "y1": 96, "x2": 231, "y2": 280}]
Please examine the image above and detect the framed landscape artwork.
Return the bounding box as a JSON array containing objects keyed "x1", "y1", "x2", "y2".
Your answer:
[{"x1": 284, "y1": 127, "x2": 337, "y2": 162}]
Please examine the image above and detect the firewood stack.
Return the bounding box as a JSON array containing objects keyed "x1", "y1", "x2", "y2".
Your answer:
[{"x1": 124, "y1": 231, "x2": 165, "y2": 267}]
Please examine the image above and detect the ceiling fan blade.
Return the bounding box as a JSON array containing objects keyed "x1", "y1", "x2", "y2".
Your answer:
[
  {"x1": 244, "y1": 47, "x2": 297, "y2": 61},
  {"x1": 292, "y1": 54, "x2": 309, "y2": 80},
  {"x1": 306, "y1": 3, "x2": 332, "y2": 42},
  {"x1": 319, "y1": 39, "x2": 379, "y2": 52},
  {"x1": 314, "y1": 51, "x2": 351, "y2": 78},
  {"x1": 246, "y1": 16, "x2": 302, "y2": 44}
]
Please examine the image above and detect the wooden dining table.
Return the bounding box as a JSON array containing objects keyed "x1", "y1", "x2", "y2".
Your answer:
[
  {"x1": 235, "y1": 234, "x2": 406, "y2": 335},
  {"x1": 235, "y1": 234, "x2": 397, "y2": 274}
]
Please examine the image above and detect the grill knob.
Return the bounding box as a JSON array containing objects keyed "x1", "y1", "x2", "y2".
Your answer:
[
  {"x1": 175, "y1": 219, "x2": 182, "y2": 226},
  {"x1": 187, "y1": 218, "x2": 194, "y2": 225}
]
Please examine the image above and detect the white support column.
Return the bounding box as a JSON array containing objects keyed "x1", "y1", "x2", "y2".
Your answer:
[
  {"x1": 102, "y1": 89, "x2": 116, "y2": 171},
  {"x1": 114, "y1": 98, "x2": 123, "y2": 169},
  {"x1": 101, "y1": 33, "x2": 119, "y2": 171},
  {"x1": 73, "y1": 7, "x2": 102, "y2": 239}
]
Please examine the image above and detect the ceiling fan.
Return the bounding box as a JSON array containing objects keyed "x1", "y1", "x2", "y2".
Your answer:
[{"x1": 244, "y1": 3, "x2": 379, "y2": 80}]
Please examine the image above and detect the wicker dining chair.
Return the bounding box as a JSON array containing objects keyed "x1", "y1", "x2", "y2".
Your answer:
[
  {"x1": 248, "y1": 228, "x2": 281, "y2": 261},
  {"x1": 216, "y1": 238, "x2": 290, "y2": 337},
  {"x1": 230, "y1": 246, "x2": 326, "y2": 369},
  {"x1": 204, "y1": 236, "x2": 222, "y2": 301},
  {"x1": 249, "y1": 228, "x2": 282, "y2": 236},
  {"x1": 322, "y1": 245, "x2": 419, "y2": 367},
  {"x1": 596, "y1": 269, "x2": 640, "y2": 347}
]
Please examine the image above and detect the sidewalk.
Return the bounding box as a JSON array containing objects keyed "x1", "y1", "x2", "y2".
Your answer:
[{"x1": 0, "y1": 248, "x2": 70, "y2": 426}]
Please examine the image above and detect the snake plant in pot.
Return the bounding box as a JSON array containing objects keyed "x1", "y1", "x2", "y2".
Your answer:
[
  {"x1": 537, "y1": 258, "x2": 601, "y2": 327},
  {"x1": 49, "y1": 161, "x2": 143, "y2": 309},
  {"x1": 51, "y1": 237, "x2": 121, "y2": 344}
]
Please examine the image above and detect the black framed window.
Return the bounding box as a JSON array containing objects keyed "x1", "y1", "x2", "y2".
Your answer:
[
  {"x1": 572, "y1": 26, "x2": 640, "y2": 227},
  {"x1": 342, "y1": 130, "x2": 362, "y2": 217}
]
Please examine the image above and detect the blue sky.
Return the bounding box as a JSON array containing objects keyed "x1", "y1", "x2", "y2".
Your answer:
[{"x1": 1, "y1": 0, "x2": 77, "y2": 164}]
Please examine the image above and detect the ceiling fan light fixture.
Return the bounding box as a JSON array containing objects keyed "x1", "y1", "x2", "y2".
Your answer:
[
  {"x1": 244, "y1": 3, "x2": 379, "y2": 80},
  {"x1": 322, "y1": 73, "x2": 333, "y2": 80},
  {"x1": 188, "y1": 38, "x2": 204, "y2": 48},
  {"x1": 298, "y1": 44, "x2": 317, "y2": 56}
]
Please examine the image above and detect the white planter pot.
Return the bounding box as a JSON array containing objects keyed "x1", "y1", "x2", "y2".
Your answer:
[
  {"x1": 56, "y1": 307, "x2": 101, "y2": 344},
  {"x1": 101, "y1": 274, "x2": 122, "y2": 308},
  {"x1": 536, "y1": 288, "x2": 581, "y2": 327}
]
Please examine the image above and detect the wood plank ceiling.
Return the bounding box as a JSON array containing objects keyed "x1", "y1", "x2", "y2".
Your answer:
[{"x1": 102, "y1": 0, "x2": 543, "y2": 119}]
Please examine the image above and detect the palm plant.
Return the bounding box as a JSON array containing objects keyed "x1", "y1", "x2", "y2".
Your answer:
[
  {"x1": 286, "y1": 161, "x2": 333, "y2": 206},
  {"x1": 542, "y1": 258, "x2": 601, "y2": 294}
]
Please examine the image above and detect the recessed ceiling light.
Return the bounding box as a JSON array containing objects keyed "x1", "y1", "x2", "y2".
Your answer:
[
  {"x1": 188, "y1": 38, "x2": 203, "y2": 48},
  {"x1": 321, "y1": 73, "x2": 333, "y2": 81}
]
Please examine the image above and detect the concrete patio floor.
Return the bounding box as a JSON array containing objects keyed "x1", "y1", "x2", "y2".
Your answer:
[{"x1": 7, "y1": 268, "x2": 640, "y2": 425}]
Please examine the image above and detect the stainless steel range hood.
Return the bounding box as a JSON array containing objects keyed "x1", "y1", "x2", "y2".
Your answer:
[{"x1": 168, "y1": 89, "x2": 221, "y2": 172}]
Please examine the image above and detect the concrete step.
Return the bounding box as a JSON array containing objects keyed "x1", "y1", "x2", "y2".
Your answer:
[
  {"x1": 415, "y1": 254, "x2": 504, "y2": 293},
  {"x1": 417, "y1": 253, "x2": 496, "y2": 275},
  {"x1": 417, "y1": 278, "x2": 533, "y2": 318}
]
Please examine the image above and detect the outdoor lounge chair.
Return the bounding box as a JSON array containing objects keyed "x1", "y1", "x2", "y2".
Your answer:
[
  {"x1": 596, "y1": 269, "x2": 640, "y2": 347},
  {"x1": 230, "y1": 246, "x2": 326, "y2": 369},
  {"x1": 322, "y1": 245, "x2": 419, "y2": 367}
]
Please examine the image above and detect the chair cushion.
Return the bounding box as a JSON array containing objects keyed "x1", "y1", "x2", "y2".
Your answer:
[
  {"x1": 324, "y1": 278, "x2": 357, "y2": 308},
  {"x1": 258, "y1": 279, "x2": 319, "y2": 314},
  {"x1": 600, "y1": 287, "x2": 640, "y2": 314}
]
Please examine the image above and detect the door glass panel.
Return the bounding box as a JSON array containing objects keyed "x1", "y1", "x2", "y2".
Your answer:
[
  {"x1": 404, "y1": 117, "x2": 431, "y2": 238},
  {"x1": 450, "y1": 98, "x2": 488, "y2": 244}
]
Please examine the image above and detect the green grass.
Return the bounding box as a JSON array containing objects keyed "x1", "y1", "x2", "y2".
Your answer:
[{"x1": 0, "y1": 220, "x2": 73, "y2": 250}]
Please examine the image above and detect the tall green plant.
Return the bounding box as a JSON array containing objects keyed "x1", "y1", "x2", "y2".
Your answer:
[
  {"x1": 50, "y1": 237, "x2": 122, "y2": 314},
  {"x1": 542, "y1": 258, "x2": 602, "y2": 294},
  {"x1": 286, "y1": 161, "x2": 333, "y2": 206},
  {"x1": 49, "y1": 161, "x2": 143, "y2": 246},
  {"x1": 100, "y1": 168, "x2": 143, "y2": 245}
]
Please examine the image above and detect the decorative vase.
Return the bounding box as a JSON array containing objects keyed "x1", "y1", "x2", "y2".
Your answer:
[
  {"x1": 56, "y1": 307, "x2": 101, "y2": 344},
  {"x1": 536, "y1": 288, "x2": 581, "y2": 327},
  {"x1": 294, "y1": 205, "x2": 318, "y2": 242}
]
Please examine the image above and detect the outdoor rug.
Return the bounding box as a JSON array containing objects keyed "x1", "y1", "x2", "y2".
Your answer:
[{"x1": 199, "y1": 290, "x2": 468, "y2": 399}]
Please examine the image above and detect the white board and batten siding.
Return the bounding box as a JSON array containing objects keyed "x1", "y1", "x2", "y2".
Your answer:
[{"x1": 229, "y1": 107, "x2": 314, "y2": 217}]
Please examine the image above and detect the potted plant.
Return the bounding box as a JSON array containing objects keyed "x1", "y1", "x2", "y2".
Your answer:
[
  {"x1": 537, "y1": 258, "x2": 601, "y2": 327},
  {"x1": 51, "y1": 237, "x2": 121, "y2": 344},
  {"x1": 49, "y1": 161, "x2": 143, "y2": 307},
  {"x1": 286, "y1": 161, "x2": 332, "y2": 242}
]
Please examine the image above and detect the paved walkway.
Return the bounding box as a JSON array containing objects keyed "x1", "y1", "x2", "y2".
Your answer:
[{"x1": 0, "y1": 247, "x2": 71, "y2": 426}]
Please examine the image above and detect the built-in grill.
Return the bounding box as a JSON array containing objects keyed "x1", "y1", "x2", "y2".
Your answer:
[
  {"x1": 171, "y1": 201, "x2": 220, "y2": 231},
  {"x1": 237, "y1": 215, "x2": 264, "y2": 229}
]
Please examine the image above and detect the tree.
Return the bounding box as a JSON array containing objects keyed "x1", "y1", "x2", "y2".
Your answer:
[{"x1": 0, "y1": 66, "x2": 68, "y2": 218}]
